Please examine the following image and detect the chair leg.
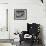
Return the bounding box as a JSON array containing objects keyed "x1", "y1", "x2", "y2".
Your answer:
[
  {"x1": 30, "y1": 39, "x2": 34, "y2": 46},
  {"x1": 20, "y1": 41, "x2": 21, "y2": 45}
]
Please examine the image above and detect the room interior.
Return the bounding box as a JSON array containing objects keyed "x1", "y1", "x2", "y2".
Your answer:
[{"x1": 0, "y1": 0, "x2": 46, "y2": 46}]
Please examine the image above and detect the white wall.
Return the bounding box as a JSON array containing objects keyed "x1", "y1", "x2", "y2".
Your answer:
[
  {"x1": 0, "y1": 0, "x2": 8, "y2": 3},
  {"x1": 0, "y1": 4, "x2": 9, "y2": 39}
]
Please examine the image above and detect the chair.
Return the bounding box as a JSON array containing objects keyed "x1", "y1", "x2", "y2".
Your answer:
[{"x1": 19, "y1": 23, "x2": 40, "y2": 46}]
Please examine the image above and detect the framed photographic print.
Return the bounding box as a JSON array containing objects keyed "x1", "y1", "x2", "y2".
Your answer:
[{"x1": 14, "y1": 9, "x2": 27, "y2": 20}]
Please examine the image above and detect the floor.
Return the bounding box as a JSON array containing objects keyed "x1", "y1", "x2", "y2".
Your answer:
[
  {"x1": 19, "y1": 41, "x2": 43, "y2": 46},
  {"x1": 0, "y1": 43, "x2": 13, "y2": 46}
]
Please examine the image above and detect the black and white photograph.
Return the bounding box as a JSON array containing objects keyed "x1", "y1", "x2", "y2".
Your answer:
[{"x1": 0, "y1": 0, "x2": 46, "y2": 46}]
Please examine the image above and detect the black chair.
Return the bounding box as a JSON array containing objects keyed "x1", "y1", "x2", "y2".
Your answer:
[{"x1": 19, "y1": 23, "x2": 40, "y2": 46}]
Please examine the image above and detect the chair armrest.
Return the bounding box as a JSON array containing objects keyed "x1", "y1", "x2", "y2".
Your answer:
[
  {"x1": 22, "y1": 31, "x2": 28, "y2": 35},
  {"x1": 19, "y1": 31, "x2": 27, "y2": 41}
]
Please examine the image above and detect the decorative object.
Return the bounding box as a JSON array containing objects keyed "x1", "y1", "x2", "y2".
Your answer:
[{"x1": 14, "y1": 9, "x2": 27, "y2": 20}]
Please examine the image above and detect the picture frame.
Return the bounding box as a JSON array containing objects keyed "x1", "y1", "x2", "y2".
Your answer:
[{"x1": 14, "y1": 9, "x2": 27, "y2": 20}]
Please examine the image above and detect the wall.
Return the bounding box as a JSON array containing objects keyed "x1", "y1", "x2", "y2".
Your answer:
[
  {"x1": 0, "y1": 4, "x2": 9, "y2": 39},
  {"x1": 0, "y1": 0, "x2": 8, "y2": 3}
]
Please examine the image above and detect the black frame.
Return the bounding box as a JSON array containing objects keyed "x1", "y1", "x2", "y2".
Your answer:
[{"x1": 14, "y1": 9, "x2": 27, "y2": 20}]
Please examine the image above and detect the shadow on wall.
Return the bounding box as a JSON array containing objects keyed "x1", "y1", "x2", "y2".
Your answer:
[{"x1": 40, "y1": 25, "x2": 45, "y2": 46}]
